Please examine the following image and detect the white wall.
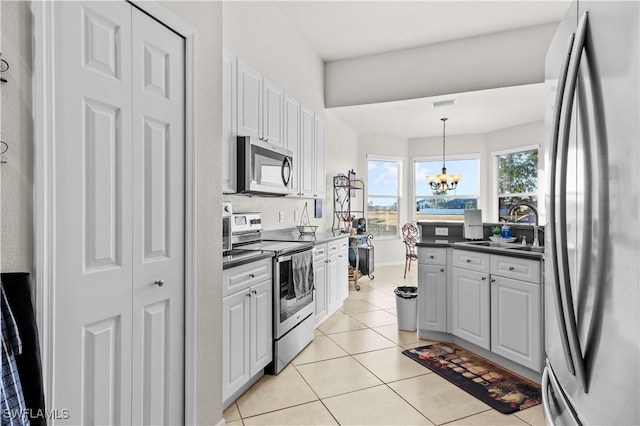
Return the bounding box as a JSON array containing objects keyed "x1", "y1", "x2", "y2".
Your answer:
[
  {"x1": 223, "y1": 1, "x2": 357, "y2": 231},
  {"x1": 358, "y1": 121, "x2": 545, "y2": 265},
  {"x1": 357, "y1": 134, "x2": 409, "y2": 267},
  {"x1": 325, "y1": 24, "x2": 557, "y2": 108},
  {"x1": 1, "y1": 0, "x2": 33, "y2": 273},
  {"x1": 2, "y1": 1, "x2": 225, "y2": 424}
]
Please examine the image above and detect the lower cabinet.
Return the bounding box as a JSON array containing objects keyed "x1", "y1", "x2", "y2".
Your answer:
[
  {"x1": 491, "y1": 274, "x2": 542, "y2": 371},
  {"x1": 451, "y1": 266, "x2": 491, "y2": 350},
  {"x1": 222, "y1": 263, "x2": 273, "y2": 405},
  {"x1": 314, "y1": 238, "x2": 349, "y2": 326},
  {"x1": 314, "y1": 245, "x2": 328, "y2": 324},
  {"x1": 417, "y1": 262, "x2": 447, "y2": 333}
]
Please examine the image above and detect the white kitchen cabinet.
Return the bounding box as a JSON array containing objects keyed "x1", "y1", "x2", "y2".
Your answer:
[
  {"x1": 314, "y1": 114, "x2": 326, "y2": 199},
  {"x1": 313, "y1": 244, "x2": 328, "y2": 324},
  {"x1": 417, "y1": 247, "x2": 447, "y2": 333},
  {"x1": 262, "y1": 77, "x2": 284, "y2": 145},
  {"x1": 237, "y1": 59, "x2": 262, "y2": 138},
  {"x1": 222, "y1": 261, "x2": 273, "y2": 406},
  {"x1": 491, "y1": 275, "x2": 542, "y2": 371},
  {"x1": 284, "y1": 93, "x2": 301, "y2": 196},
  {"x1": 314, "y1": 238, "x2": 349, "y2": 326},
  {"x1": 222, "y1": 49, "x2": 237, "y2": 193},
  {"x1": 299, "y1": 105, "x2": 315, "y2": 198},
  {"x1": 338, "y1": 238, "x2": 349, "y2": 301},
  {"x1": 418, "y1": 264, "x2": 447, "y2": 332},
  {"x1": 451, "y1": 265, "x2": 491, "y2": 350}
]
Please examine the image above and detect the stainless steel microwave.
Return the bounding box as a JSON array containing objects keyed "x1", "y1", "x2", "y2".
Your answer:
[{"x1": 237, "y1": 136, "x2": 293, "y2": 196}]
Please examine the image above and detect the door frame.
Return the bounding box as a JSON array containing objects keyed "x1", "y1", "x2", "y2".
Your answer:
[{"x1": 32, "y1": 1, "x2": 198, "y2": 423}]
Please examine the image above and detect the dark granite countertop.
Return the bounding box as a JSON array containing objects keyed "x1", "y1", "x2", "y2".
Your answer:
[
  {"x1": 416, "y1": 236, "x2": 544, "y2": 260},
  {"x1": 222, "y1": 250, "x2": 273, "y2": 270},
  {"x1": 261, "y1": 228, "x2": 348, "y2": 245},
  {"x1": 416, "y1": 237, "x2": 466, "y2": 247}
]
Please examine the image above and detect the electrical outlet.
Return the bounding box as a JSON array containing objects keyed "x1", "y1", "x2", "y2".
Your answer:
[
  {"x1": 278, "y1": 211, "x2": 284, "y2": 223},
  {"x1": 435, "y1": 227, "x2": 449, "y2": 236}
]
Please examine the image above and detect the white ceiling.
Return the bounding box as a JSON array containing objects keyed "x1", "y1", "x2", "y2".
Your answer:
[
  {"x1": 328, "y1": 83, "x2": 546, "y2": 138},
  {"x1": 273, "y1": 0, "x2": 570, "y2": 138}
]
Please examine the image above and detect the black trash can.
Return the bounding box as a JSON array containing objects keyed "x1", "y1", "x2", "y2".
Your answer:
[{"x1": 394, "y1": 286, "x2": 418, "y2": 331}]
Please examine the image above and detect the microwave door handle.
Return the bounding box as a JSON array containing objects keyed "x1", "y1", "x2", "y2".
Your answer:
[
  {"x1": 557, "y1": 10, "x2": 589, "y2": 393},
  {"x1": 281, "y1": 156, "x2": 292, "y2": 186},
  {"x1": 549, "y1": 30, "x2": 577, "y2": 377}
]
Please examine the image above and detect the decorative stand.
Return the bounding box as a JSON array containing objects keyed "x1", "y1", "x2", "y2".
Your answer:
[
  {"x1": 348, "y1": 234, "x2": 374, "y2": 291},
  {"x1": 297, "y1": 202, "x2": 318, "y2": 235}
]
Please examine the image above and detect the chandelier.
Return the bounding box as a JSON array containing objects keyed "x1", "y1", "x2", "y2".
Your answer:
[{"x1": 426, "y1": 117, "x2": 461, "y2": 192}]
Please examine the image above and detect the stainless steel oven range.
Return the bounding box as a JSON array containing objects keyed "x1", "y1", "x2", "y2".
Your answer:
[{"x1": 231, "y1": 213, "x2": 315, "y2": 374}]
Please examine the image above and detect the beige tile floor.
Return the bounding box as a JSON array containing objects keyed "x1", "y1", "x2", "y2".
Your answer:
[{"x1": 223, "y1": 264, "x2": 545, "y2": 426}]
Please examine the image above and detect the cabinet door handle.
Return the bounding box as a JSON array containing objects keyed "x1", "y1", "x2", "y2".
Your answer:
[
  {"x1": 429, "y1": 255, "x2": 435, "y2": 259},
  {"x1": 245, "y1": 292, "x2": 251, "y2": 297},
  {"x1": 338, "y1": 255, "x2": 343, "y2": 259},
  {"x1": 491, "y1": 278, "x2": 496, "y2": 283},
  {"x1": 440, "y1": 268, "x2": 445, "y2": 272},
  {"x1": 481, "y1": 276, "x2": 487, "y2": 280},
  {"x1": 466, "y1": 259, "x2": 471, "y2": 263},
  {"x1": 509, "y1": 267, "x2": 515, "y2": 271},
  {"x1": 252, "y1": 289, "x2": 257, "y2": 294},
  {"x1": 154, "y1": 279, "x2": 164, "y2": 287},
  {"x1": 249, "y1": 273, "x2": 255, "y2": 278}
]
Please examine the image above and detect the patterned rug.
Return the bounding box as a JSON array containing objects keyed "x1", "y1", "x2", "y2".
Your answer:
[{"x1": 403, "y1": 343, "x2": 541, "y2": 414}]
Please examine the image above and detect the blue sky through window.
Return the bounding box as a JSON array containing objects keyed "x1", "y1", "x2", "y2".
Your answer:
[{"x1": 368, "y1": 160, "x2": 399, "y2": 196}]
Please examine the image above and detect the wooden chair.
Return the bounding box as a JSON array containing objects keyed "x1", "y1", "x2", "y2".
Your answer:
[{"x1": 402, "y1": 222, "x2": 419, "y2": 279}]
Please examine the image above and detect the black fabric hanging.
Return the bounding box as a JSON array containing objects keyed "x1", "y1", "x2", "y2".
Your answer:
[{"x1": 1, "y1": 273, "x2": 47, "y2": 425}]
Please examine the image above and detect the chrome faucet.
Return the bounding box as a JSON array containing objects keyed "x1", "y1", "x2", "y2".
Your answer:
[
  {"x1": 507, "y1": 201, "x2": 539, "y2": 227},
  {"x1": 507, "y1": 202, "x2": 541, "y2": 247}
]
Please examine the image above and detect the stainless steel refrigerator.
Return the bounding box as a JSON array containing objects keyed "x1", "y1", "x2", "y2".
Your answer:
[{"x1": 543, "y1": 1, "x2": 640, "y2": 424}]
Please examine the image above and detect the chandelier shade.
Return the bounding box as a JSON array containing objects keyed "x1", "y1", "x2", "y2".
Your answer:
[{"x1": 426, "y1": 118, "x2": 461, "y2": 192}]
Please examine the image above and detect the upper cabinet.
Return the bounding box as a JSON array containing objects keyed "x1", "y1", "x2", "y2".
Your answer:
[
  {"x1": 222, "y1": 50, "x2": 237, "y2": 194},
  {"x1": 314, "y1": 114, "x2": 326, "y2": 199},
  {"x1": 223, "y1": 51, "x2": 326, "y2": 198},
  {"x1": 237, "y1": 59, "x2": 263, "y2": 138},
  {"x1": 283, "y1": 93, "x2": 301, "y2": 195},
  {"x1": 262, "y1": 78, "x2": 284, "y2": 146}
]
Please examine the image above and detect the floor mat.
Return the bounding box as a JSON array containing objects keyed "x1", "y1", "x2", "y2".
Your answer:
[{"x1": 403, "y1": 343, "x2": 541, "y2": 414}]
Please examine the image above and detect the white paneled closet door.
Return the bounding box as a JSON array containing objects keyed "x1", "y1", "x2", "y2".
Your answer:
[
  {"x1": 53, "y1": 2, "x2": 185, "y2": 424},
  {"x1": 131, "y1": 9, "x2": 185, "y2": 426}
]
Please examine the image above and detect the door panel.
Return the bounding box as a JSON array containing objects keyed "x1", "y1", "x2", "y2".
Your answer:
[
  {"x1": 54, "y1": 2, "x2": 133, "y2": 424},
  {"x1": 83, "y1": 99, "x2": 124, "y2": 272},
  {"x1": 54, "y1": 3, "x2": 185, "y2": 424},
  {"x1": 131, "y1": 8, "x2": 185, "y2": 425},
  {"x1": 81, "y1": 315, "x2": 124, "y2": 425}
]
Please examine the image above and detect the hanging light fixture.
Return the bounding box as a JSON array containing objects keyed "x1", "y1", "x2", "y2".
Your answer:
[{"x1": 426, "y1": 117, "x2": 461, "y2": 192}]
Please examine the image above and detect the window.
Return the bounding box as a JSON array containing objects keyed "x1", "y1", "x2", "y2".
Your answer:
[
  {"x1": 414, "y1": 156, "x2": 479, "y2": 221},
  {"x1": 496, "y1": 148, "x2": 539, "y2": 223},
  {"x1": 367, "y1": 158, "x2": 401, "y2": 238}
]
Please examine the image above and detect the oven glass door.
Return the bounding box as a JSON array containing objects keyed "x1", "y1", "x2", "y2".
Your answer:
[{"x1": 274, "y1": 251, "x2": 314, "y2": 338}]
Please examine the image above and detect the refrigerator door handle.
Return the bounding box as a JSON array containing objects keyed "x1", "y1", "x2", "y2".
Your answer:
[
  {"x1": 543, "y1": 361, "x2": 583, "y2": 426},
  {"x1": 541, "y1": 367, "x2": 556, "y2": 426},
  {"x1": 557, "y1": 11, "x2": 589, "y2": 393},
  {"x1": 548, "y1": 29, "x2": 577, "y2": 377}
]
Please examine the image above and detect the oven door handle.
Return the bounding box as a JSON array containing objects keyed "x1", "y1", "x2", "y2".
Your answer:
[{"x1": 277, "y1": 255, "x2": 292, "y2": 263}]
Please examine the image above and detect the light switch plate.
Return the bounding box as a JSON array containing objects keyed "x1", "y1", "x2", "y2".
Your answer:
[
  {"x1": 435, "y1": 227, "x2": 449, "y2": 236},
  {"x1": 278, "y1": 211, "x2": 284, "y2": 223}
]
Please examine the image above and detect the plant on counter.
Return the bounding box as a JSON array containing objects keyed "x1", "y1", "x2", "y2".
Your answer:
[{"x1": 491, "y1": 226, "x2": 501, "y2": 235}]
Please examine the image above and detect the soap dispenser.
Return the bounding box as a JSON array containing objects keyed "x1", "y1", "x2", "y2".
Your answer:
[{"x1": 501, "y1": 221, "x2": 512, "y2": 240}]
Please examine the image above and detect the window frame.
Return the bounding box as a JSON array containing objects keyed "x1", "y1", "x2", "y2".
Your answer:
[
  {"x1": 413, "y1": 153, "x2": 481, "y2": 222},
  {"x1": 366, "y1": 155, "x2": 403, "y2": 240},
  {"x1": 492, "y1": 144, "x2": 541, "y2": 221}
]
